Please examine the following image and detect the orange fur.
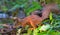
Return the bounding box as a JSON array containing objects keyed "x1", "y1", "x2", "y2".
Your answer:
[{"x1": 13, "y1": 3, "x2": 60, "y2": 29}]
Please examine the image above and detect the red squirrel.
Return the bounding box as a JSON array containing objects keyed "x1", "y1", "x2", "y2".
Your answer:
[
  {"x1": 0, "y1": 3, "x2": 60, "y2": 33},
  {"x1": 12, "y1": 3, "x2": 60, "y2": 29}
]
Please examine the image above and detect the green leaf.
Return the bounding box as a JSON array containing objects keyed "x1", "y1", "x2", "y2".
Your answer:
[
  {"x1": 39, "y1": 24, "x2": 51, "y2": 31},
  {"x1": 49, "y1": 12, "x2": 53, "y2": 21},
  {"x1": 1, "y1": 6, "x2": 8, "y2": 11},
  {"x1": 33, "y1": 26, "x2": 41, "y2": 35},
  {"x1": 25, "y1": 2, "x2": 42, "y2": 16}
]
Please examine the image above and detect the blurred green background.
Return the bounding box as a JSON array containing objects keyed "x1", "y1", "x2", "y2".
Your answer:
[{"x1": 0, "y1": 0, "x2": 60, "y2": 35}]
